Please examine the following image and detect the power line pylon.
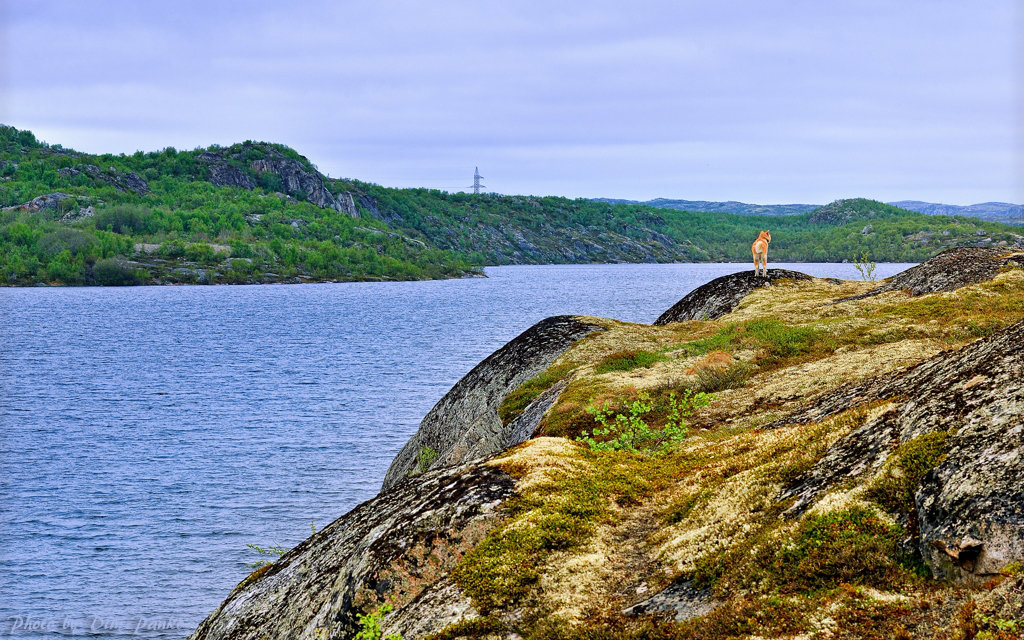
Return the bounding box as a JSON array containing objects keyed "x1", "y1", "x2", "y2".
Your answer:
[{"x1": 468, "y1": 166, "x2": 485, "y2": 194}]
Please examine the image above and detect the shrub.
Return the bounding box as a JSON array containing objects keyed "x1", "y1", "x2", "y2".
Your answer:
[
  {"x1": 414, "y1": 446, "x2": 438, "y2": 474},
  {"x1": 93, "y1": 204, "x2": 152, "y2": 234},
  {"x1": 92, "y1": 257, "x2": 143, "y2": 286},
  {"x1": 37, "y1": 228, "x2": 98, "y2": 256},
  {"x1": 578, "y1": 390, "x2": 712, "y2": 454},
  {"x1": 693, "y1": 361, "x2": 752, "y2": 393},
  {"x1": 159, "y1": 240, "x2": 186, "y2": 258},
  {"x1": 354, "y1": 605, "x2": 401, "y2": 640},
  {"x1": 184, "y1": 243, "x2": 216, "y2": 264}
]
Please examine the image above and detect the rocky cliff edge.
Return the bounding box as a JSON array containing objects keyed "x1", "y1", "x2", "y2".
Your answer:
[{"x1": 191, "y1": 248, "x2": 1024, "y2": 640}]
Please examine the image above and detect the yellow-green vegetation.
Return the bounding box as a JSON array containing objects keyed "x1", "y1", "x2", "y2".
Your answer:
[
  {"x1": 354, "y1": 604, "x2": 402, "y2": 640},
  {"x1": 592, "y1": 349, "x2": 667, "y2": 374},
  {"x1": 868, "y1": 431, "x2": 950, "y2": 514},
  {"x1": 413, "y1": 445, "x2": 439, "y2": 475},
  {"x1": 440, "y1": 265, "x2": 1024, "y2": 639},
  {"x1": 578, "y1": 390, "x2": 711, "y2": 454},
  {"x1": 498, "y1": 363, "x2": 577, "y2": 425}
]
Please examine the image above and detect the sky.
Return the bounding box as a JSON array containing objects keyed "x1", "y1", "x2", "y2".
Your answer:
[{"x1": 1, "y1": 0, "x2": 1021, "y2": 205}]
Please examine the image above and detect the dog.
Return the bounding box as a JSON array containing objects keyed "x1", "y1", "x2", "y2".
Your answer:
[{"x1": 751, "y1": 230, "x2": 771, "y2": 277}]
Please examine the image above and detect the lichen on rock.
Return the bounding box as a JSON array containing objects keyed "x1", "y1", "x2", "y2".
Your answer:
[{"x1": 191, "y1": 248, "x2": 1024, "y2": 640}]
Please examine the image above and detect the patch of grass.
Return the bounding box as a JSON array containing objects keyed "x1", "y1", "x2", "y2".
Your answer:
[
  {"x1": 422, "y1": 617, "x2": 507, "y2": 640},
  {"x1": 695, "y1": 506, "x2": 911, "y2": 596},
  {"x1": 661, "y1": 489, "x2": 712, "y2": 525},
  {"x1": 498, "y1": 363, "x2": 577, "y2": 425},
  {"x1": 692, "y1": 361, "x2": 752, "y2": 393},
  {"x1": 593, "y1": 349, "x2": 666, "y2": 374},
  {"x1": 526, "y1": 596, "x2": 809, "y2": 640},
  {"x1": 675, "y1": 318, "x2": 835, "y2": 371},
  {"x1": 453, "y1": 444, "x2": 705, "y2": 614},
  {"x1": 867, "y1": 430, "x2": 949, "y2": 514},
  {"x1": 535, "y1": 377, "x2": 610, "y2": 439}
]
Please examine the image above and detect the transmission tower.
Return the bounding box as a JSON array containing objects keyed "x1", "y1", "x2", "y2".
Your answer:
[{"x1": 468, "y1": 166, "x2": 485, "y2": 194}]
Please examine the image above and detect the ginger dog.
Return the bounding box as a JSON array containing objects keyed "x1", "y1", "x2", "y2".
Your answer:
[{"x1": 752, "y1": 230, "x2": 771, "y2": 276}]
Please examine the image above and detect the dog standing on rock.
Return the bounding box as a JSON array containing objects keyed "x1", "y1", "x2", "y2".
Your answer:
[{"x1": 752, "y1": 230, "x2": 771, "y2": 277}]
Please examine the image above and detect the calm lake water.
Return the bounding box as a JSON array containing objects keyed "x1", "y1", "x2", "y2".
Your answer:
[{"x1": 0, "y1": 262, "x2": 914, "y2": 639}]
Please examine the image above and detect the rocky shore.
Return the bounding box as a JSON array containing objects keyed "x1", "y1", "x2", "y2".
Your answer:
[{"x1": 190, "y1": 247, "x2": 1024, "y2": 640}]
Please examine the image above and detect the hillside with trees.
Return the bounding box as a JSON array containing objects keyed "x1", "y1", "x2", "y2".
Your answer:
[{"x1": 1, "y1": 125, "x2": 1021, "y2": 286}]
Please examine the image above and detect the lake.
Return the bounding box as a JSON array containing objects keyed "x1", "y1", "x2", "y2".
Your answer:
[{"x1": 0, "y1": 262, "x2": 914, "y2": 639}]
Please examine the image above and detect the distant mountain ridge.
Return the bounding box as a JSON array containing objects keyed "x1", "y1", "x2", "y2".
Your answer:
[
  {"x1": 889, "y1": 200, "x2": 1024, "y2": 226},
  {"x1": 594, "y1": 197, "x2": 1024, "y2": 226},
  {"x1": 591, "y1": 198, "x2": 819, "y2": 217}
]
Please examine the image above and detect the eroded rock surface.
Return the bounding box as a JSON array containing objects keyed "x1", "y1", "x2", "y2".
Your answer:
[
  {"x1": 622, "y1": 580, "x2": 719, "y2": 621},
  {"x1": 4, "y1": 192, "x2": 74, "y2": 212},
  {"x1": 381, "y1": 316, "x2": 604, "y2": 490},
  {"x1": 842, "y1": 247, "x2": 1024, "y2": 300},
  {"x1": 654, "y1": 268, "x2": 813, "y2": 325},
  {"x1": 774, "y1": 319, "x2": 1024, "y2": 580},
  {"x1": 189, "y1": 462, "x2": 515, "y2": 640}
]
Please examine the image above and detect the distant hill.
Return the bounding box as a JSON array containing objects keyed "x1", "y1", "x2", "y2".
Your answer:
[
  {"x1": 2, "y1": 124, "x2": 1023, "y2": 286},
  {"x1": 596, "y1": 196, "x2": 1024, "y2": 227},
  {"x1": 888, "y1": 201, "x2": 1024, "y2": 226},
  {"x1": 592, "y1": 197, "x2": 819, "y2": 217}
]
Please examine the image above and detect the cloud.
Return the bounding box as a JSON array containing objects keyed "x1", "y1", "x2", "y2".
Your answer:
[{"x1": 2, "y1": 0, "x2": 1018, "y2": 204}]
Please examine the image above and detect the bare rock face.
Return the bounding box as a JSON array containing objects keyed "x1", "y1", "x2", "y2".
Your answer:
[
  {"x1": 83, "y1": 164, "x2": 151, "y2": 195},
  {"x1": 773, "y1": 319, "x2": 1024, "y2": 581},
  {"x1": 381, "y1": 316, "x2": 604, "y2": 491},
  {"x1": 250, "y1": 158, "x2": 346, "y2": 212},
  {"x1": 842, "y1": 247, "x2": 1024, "y2": 301},
  {"x1": 336, "y1": 191, "x2": 359, "y2": 219},
  {"x1": 189, "y1": 462, "x2": 515, "y2": 640},
  {"x1": 199, "y1": 154, "x2": 257, "y2": 190},
  {"x1": 653, "y1": 269, "x2": 813, "y2": 325},
  {"x1": 5, "y1": 192, "x2": 75, "y2": 212}
]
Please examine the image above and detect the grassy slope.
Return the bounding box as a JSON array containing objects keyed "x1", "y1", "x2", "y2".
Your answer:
[
  {"x1": 431, "y1": 265, "x2": 1024, "y2": 639},
  {"x1": 1, "y1": 125, "x2": 1022, "y2": 286}
]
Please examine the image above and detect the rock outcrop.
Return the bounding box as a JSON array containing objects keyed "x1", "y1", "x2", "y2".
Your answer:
[
  {"x1": 843, "y1": 247, "x2": 1024, "y2": 300},
  {"x1": 57, "y1": 164, "x2": 151, "y2": 195},
  {"x1": 4, "y1": 192, "x2": 75, "y2": 212},
  {"x1": 190, "y1": 254, "x2": 1024, "y2": 640},
  {"x1": 196, "y1": 147, "x2": 360, "y2": 216},
  {"x1": 654, "y1": 268, "x2": 813, "y2": 324},
  {"x1": 381, "y1": 316, "x2": 604, "y2": 490},
  {"x1": 199, "y1": 153, "x2": 257, "y2": 190},
  {"x1": 771, "y1": 318, "x2": 1024, "y2": 580},
  {"x1": 190, "y1": 462, "x2": 516, "y2": 640}
]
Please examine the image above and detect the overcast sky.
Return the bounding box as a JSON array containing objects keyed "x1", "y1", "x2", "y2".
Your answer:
[{"x1": 1, "y1": 0, "x2": 1020, "y2": 204}]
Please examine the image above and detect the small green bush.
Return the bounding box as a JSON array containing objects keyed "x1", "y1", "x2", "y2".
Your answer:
[
  {"x1": 578, "y1": 390, "x2": 712, "y2": 454},
  {"x1": 92, "y1": 257, "x2": 143, "y2": 286},
  {"x1": 354, "y1": 604, "x2": 402, "y2": 640},
  {"x1": 414, "y1": 446, "x2": 438, "y2": 474},
  {"x1": 37, "y1": 228, "x2": 98, "y2": 256},
  {"x1": 93, "y1": 204, "x2": 151, "y2": 234},
  {"x1": 159, "y1": 240, "x2": 186, "y2": 258}
]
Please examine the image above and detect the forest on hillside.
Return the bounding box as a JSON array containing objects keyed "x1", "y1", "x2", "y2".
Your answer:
[{"x1": 1, "y1": 125, "x2": 1020, "y2": 286}]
